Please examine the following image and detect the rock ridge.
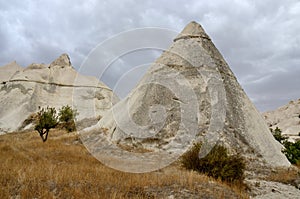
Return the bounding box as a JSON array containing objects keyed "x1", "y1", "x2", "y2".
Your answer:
[{"x1": 0, "y1": 54, "x2": 115, "y2": 134}]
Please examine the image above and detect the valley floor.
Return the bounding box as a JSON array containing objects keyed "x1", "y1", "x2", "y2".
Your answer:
[
  {"x1": 0, "y1": 130, "x2": 248, "y2": 199},
  {"x1": 2, "y1": 130, "x2": 300, "y2": 198}
]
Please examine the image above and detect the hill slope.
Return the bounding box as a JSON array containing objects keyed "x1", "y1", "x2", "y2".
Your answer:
[{"x1": 263, "y1": 99, "x2": 300, "y2": 142}]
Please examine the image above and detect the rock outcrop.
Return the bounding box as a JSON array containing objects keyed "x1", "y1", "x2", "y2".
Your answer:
[
  {"x1": 263, "y1": 99, "x2": 300, "y2": 142},
  {"x1": 80, "y1": 21, "x2": 290, "y2": 173},
  {"x1": 0, "y1": 54, "x2": 115, "y2": 134},
  {"x1": 0, "y1": 61, "x2": 23, "y2": 82}
]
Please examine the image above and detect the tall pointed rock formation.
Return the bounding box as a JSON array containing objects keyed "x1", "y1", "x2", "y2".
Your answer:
[{"x1": 80, "y1": 21, "x2": 290, "y2": 173}]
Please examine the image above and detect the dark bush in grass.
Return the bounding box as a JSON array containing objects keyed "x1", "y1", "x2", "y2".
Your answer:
[{"x1": 181, "y1": 143, "x2": 245, "y2": 183}]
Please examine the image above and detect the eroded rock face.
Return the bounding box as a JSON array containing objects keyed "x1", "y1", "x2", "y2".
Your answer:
[
  {"x1": 0, "y1": 54, "x2": 115, "y2": 134},
  {"x1": 80, "y1": 21, "x2": 290, "y2": 173}
]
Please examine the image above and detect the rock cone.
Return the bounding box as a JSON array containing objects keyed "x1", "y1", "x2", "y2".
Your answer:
[{"x1": 80, "y1": 21, "x2": 290, "y2": 173}]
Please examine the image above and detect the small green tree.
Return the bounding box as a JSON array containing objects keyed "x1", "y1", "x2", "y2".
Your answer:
[
  {"x1": 34, "y1": 107, "x2": 58, "y2": 142},
  {"x1": 58, "y1": 105, "x2": 78, "y2": 132}
]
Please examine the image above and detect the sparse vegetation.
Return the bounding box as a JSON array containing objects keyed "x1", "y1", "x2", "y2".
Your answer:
[
  {"x1": 0, "y1": 131, "x2": 249, "y2": 198},
  {"x1": 34, "y1": 107, "x2": 58, "y2": 142},
  {"x1": 34, "y1": 106, "x2": 78, "y2": 142},
  {"x1": 181, "y1": 143, "x2": 245, "y2": 184}
]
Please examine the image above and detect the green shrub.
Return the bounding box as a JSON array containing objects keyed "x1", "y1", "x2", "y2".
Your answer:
[
  {"x1": 58, "y1": 105, "x2": 78, "y2": 132},
  {"x1": 58, "y1": 105, "x2": 78, "y2": 123},
  {"x1": 34, "y1": 107, "x2": 58, "y2": 142},
  {"x1": 270, "y1": 127, "x2": 288, "y2": 144},
  {"x1": 282, "y1": 140, "x2": 300, "y2": 164},
  {"x1": 181, "y1": 143, "x2": 202, "y2": 171},
  {"x1": 181, "y1": 143, "x2": 245, "y2": 183}
]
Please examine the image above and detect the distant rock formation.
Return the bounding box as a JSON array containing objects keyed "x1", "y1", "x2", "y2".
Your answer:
[
  {"x1": 263, "y1": 99, "x2": 300, "y2": 142},
  {"x1": 80, "y1": 21, "x2": 290, "y2": 173},
  {"x1": 0, "y1": 54, "x2": 115, "y2": 134}
]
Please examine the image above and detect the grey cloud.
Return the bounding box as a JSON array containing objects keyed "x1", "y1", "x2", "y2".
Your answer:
[{"x1": 0, "y1": 0, "x2": 299, "y2": 111}]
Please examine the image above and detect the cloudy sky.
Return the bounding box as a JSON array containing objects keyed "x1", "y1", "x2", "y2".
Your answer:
[{"x1": 1, "y1": 0, "x2": 299, "y2": 112}]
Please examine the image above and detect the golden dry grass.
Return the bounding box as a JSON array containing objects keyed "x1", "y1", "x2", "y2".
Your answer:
[
  {"x1": 265, "y1": 167, "x2": 300, "y2": 186},
  {"x1": 0, "y1": 130, "x2": 249, "y2": 198}
]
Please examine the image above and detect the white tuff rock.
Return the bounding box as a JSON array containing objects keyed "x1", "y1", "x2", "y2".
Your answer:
[
  {"x1": 0, "y1": 54, "x2": 115, "y2": 134},
  {"x1": 80, "y1": 21, "x2": 290, "y2": 173},
  {"x1": 263, "y1": 99, "x2": 300, "y2": 142}
]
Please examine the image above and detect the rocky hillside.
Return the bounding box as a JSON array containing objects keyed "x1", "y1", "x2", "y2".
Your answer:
[
  {"x1": 0, "y1": 54, "x2": 115, "y2": 134},
  {"x1": 263, "y1": 99, "x2": 300, "y2": 142}
]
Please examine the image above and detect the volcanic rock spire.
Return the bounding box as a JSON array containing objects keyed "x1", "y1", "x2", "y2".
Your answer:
[{"x1": 80, "y1": 21, "x2": 290, "y2": 173}]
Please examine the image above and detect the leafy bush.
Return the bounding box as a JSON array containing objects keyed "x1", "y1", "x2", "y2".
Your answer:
[
  {"x1": 282, "y1": 140, "x2": 300, "y2": 165},
  {"x1": 58, "y1": 105, "x2": 78, "y2": 132},
  {"x1": 58, "y1": 105, "x2": 78, "y2": 123},
  {"x1": 34, "y1": 107, "x2": 58, "y2": 142},
  {"x1": 181, "y1": 143, "x2": 245, "y2": 183}
]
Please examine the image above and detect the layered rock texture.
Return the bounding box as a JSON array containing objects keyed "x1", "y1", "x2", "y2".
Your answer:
[
  {"x1": 0, "y1": 54, "x2": 114, "y2": 134},
  {"x1": 80, "y1": 21, "x2": 290, "y2": 173},
  {"x1": 263, "y1": 99, "x2": 300, "y2": 142}
]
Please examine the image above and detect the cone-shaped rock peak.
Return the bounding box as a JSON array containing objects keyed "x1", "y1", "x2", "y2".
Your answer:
[
  {"x1": 174, "y1": 21, "x2": 210, "y2": 42},
  {"x1": 80, "y1": 21, "x2": 290, "y2": 174}
]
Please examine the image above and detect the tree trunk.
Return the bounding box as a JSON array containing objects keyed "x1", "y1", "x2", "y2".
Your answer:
[{"x1": 39, "y1": 129, "x2": 49, "y2": 142}]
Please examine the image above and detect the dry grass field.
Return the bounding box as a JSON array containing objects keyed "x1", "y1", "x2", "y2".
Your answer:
[{"x1": 0, "y1": 129, "x2": 249, "y2": 198}]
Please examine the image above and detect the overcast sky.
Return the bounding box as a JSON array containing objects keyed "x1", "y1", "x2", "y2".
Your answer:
[{"x1": 1, "y1": 0, "x2": 299, "y2": 112}]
